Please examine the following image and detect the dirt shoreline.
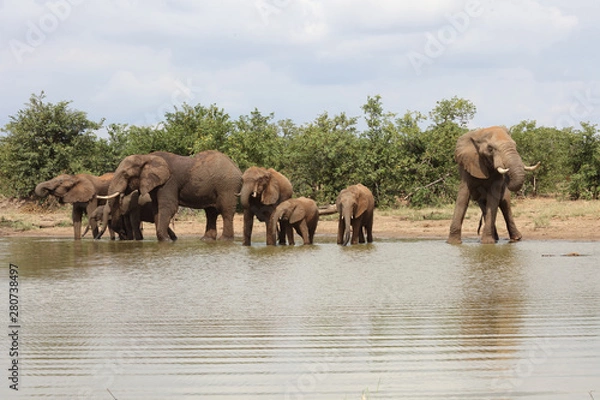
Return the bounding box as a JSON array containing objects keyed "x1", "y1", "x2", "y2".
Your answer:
[{"x1": 1, "y1": 197, "x2": 599, "y2": 241}]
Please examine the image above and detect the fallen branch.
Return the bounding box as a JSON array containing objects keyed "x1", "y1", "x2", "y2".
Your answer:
[
  {"x1": 403, "y1": 173, "x2": 451, "y2": 201},
  {"x1": 317, "y1": 204, "x2": 337, "y2": 216}
]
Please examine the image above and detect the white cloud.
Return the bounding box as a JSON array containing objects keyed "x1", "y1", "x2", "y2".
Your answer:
[{"x1": 0, "y1": 0, "x2": 596, "y2": 133}]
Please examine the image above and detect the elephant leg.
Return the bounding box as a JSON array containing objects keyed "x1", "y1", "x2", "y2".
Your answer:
[
  {"x1": 130, "y1": 208, "x2": 143, "y2": 241},
  {"x1": 481, "y1": 185, "x2": 502, "y2": 244},
  {"x1": 243, "y1": 209, "x2": 254, "y2": 246},
  {"x1": 499, "y1": 191, "x2": 522, "y2": 242},
  {"x1": 85, "y1": 201, "x2": 99, "y2": 239},
  {"x1": 448, "y1": 181, "x2": 470, "y2": 244},
  {"x1": 351, "y1": 217, "x2": 362, "y2": 245},
  {"x1": 296, "y1": 220, "x2": 310, "y2": 245},
  {"x1": 219, "y1": 201, "x2": 236, "y2": 241},
  {"x1": 365, "y1": 214, "x2": 373, "y2": 243},
  {"x1": 267, "y1": 215, "x2": 280, "y2": 246},
  {"x1": 203, "y1": 207, "x2": 218, "y2": 240},
  {"x1": 337, "y1": 217, "x2": 345, "y2": 245},
  {"x1": 154, "y1": 196, "x2": 178, "y2": 242},
  {"x1": 358, "y1": 219, "x2": 366, "y2": 243},
  {"x1": 279, "y1": 221, "x2": 296, "y2": 246},
  {"x1": 72, "y1": 205, "x2": 84, "y2": 240},
  {"x1": 122, "y1": 216, "x2": 134, "y2": 240}
]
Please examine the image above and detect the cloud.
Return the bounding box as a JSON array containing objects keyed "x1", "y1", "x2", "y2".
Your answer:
[{"x1": 0, "y1": 0, "x2": 597, "y2": 133}]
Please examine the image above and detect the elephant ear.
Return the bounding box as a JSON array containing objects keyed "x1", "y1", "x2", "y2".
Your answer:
[
  {"x1": 455, "y1": 132, "x2": 489, "y2": 179},
  {"x1": 63, "y1": 176, "x2": 95, "y2": 203},
  {"x1": 139, "y1": 156, "x2": 171, "y2": 196},
  {"x1": 355, "y1": 192, "x2": 369, "y2": 218},
  {"x1": 261, "y1": 171, "x2": 280, "y2": 205},
  {"x1": 288, "y1": 204, "x2": 306, "y2": 225}
]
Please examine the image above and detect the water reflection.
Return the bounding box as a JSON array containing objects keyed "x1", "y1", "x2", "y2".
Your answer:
[{"x1": 0, "y1": 238, "x2": 598, "y2": 399}]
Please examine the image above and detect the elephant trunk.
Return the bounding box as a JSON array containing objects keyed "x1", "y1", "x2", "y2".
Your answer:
[
  {"x1": 501, "y1": 146, "x2": 526, "y2": 192},
  {"x1": 269, "y1": 209, "x2": 282, "y2": 245},
  {"x1": 239, "y1": 182, "x2": 254, "y2": 208},
  {"x1": 95, "y1": 198, "x2": 113, "y2": 239},
  {"x1": 342, "y1": 208, "x2": 352, "y2": 246},
  {"x1": 34, "y1": 182, "x2": 50, "y2": 197}
]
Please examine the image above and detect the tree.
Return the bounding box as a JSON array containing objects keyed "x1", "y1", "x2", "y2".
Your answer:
[
  {"x1": 429, "y1": 96, "x2": 476, "y2": 127},
  {"x1": 163, "y1": 103, "x2": 233, "y2": 155},
  {"x1": 285, "y1": 112, "x2": 360, "y2": 204},
  {"x1": 511, "y1": 120, "x2": 571, "y2": 196},
  {"x1": 226, "y1": 109, "x2": 284, "y2": 171},
  {"x1": 359, "y1": 95, "x2": 405, "y2": 206},
  {"x1": 0, "y1": 92, "x2": 104, "y2": 197},
  {"x1": 567, "y1": 122, "x2": 600, "y2": 199}
]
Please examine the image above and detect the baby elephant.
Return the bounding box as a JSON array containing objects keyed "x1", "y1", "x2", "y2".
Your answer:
[
  {"x1": 270, "y1": 197, "x2": 319, "y2": 245},
  {"x1": 336, "y1": 184, "x2": 374, "y2": 245}
]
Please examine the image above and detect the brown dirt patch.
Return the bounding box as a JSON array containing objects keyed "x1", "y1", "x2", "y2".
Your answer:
[{"x1": 1, "y1": 197, "x2": 599, "y2": 241}]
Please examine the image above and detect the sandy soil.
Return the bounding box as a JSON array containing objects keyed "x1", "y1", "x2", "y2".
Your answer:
[{"x1": 1, "y1": 197, "x2": 599, "y2": 241}]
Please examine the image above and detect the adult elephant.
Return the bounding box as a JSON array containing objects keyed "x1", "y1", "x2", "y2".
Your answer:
[
  {"x1": 447, "y1": 126, "x2": 540, "y2": 244},
  {"x1": 239, "y1": 166, "x2": 293, "y2": 246},
  {"x1": 34, "y1": 172, "x2": 114, "y2": 240},
  {"x1": 270, "y1": 197, "x2": 319, "y2": 245},
  {"x1": 336, "y1": 184, "x2": 374, "y2": 246},
  {"x1": 97, "y1": 150, "x2": 242, "y2": 241},
  {"x1": 92, "y1": 191, "x2": 177, "y2": 241}
]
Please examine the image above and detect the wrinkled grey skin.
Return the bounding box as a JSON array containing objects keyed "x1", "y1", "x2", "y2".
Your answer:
[
  {"x1": 269, "y1": 197, "x2": 319, "y2": 245},
  {"x1": 98, "y1": 150, "x2": 241, "y2": 241},
  {"x1": 92, "y1": 192, "x2": 177, "y2": 240},
  {"x1": 240, "y1": 166, "x2": 293, "y2": 246},
  {"x1": 34, "y1": 173, "x2": 113, "y2": 240},
  {"x1": 336, "y1": 184, "x2": 374, "y2": 246},
  {"x1": 83, "y1": 205, "x2": 117, "y2": 240},
  {"x1": 448, "y1": 126, "x2": 538, "y2": 244}
]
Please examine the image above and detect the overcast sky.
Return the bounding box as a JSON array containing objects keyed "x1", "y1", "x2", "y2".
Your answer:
[{"x1": 1, "y1": 0, "x2": 599, "y2": 133}]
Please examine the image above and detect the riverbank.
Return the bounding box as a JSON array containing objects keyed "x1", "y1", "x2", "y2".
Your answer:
[{"x1": 1, "y1": 197, "x2": 599, "y2": 241}]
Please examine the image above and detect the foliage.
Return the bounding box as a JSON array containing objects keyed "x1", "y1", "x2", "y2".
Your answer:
[
  {"x1": 1, "y1": 92, "x2": 599, "y2": 207},
  {"x1": 566, "y1": 123, "x2": 600, "y2": 199},
  {"x1": 0, "y1": 92, "x2": 105, "y2": 197},
  {"x1": 284, "y1": 112, "x2": 361, "y2": 204}
]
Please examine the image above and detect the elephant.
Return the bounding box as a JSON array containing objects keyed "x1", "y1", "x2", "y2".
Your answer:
[
  {"x1": 447, "y1": 126, "x2": 540, "y2": 244},
  {"x1": 92, "y1": 191, "x2": 177, "y2": 240},
  {"x1": 270, "y1": 197, "x2": 319, "y2": 245},
  {"x1": 239, "y1": 166, "x2": 293, "y2": 246},
  {"x1": 34, "y1": 172, "x2": 114, "y2": 239},
  {"x1": 96, "y1": 150, "x2": 242, "y2": 241},
  {"x1": 336, "y1": 184, "x2": 374, "y2": 246},
  {"x1": 82, "y1": 205, "x2": 118, "y2": 239}
]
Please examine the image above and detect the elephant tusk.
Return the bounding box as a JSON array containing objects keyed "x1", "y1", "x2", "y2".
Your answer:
[
  {"x1": 524, "y1": 161, "x2": 541, "y2": 171},
  {"x1": 251, "y1": 191, "x2": 257, "y2": 198},
  {"x1": 97, "y1": 192, "x2": 121, "y2": 200},
  {"x1": 497, "y1": 167, "x2": 509, "y2": 174}
]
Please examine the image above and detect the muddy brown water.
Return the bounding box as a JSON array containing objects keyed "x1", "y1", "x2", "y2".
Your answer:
[{"x1": 0, "y1": 237, "x2": 599, "y2": 399}]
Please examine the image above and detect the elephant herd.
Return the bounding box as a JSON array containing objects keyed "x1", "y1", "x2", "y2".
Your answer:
[{"x1": 35, "y1": 126, "x2": 539, "y2": 245}]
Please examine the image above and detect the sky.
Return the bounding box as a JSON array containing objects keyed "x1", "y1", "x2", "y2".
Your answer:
[{"x1": 1, "y1": 0, "x2": 599, "y2": 134}]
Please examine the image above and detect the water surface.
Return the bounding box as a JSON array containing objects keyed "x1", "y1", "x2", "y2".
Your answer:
[{"x1": 0, "y1": 237, "x2": 598, "y2": 399}]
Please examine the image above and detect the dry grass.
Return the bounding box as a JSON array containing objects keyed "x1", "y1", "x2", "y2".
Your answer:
[{"x1": 1, "y1": 196, "x2": 599, "y2": 241}]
